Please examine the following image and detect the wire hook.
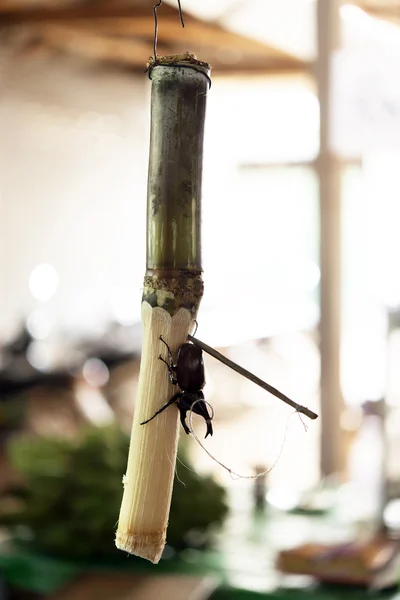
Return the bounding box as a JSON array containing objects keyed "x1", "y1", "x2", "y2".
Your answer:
[{"x1": 153, "y1": 0, "x2": 185, "y2": 62}]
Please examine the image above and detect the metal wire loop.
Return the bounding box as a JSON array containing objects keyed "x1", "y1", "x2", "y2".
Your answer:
[{"x1": 153, "y1": 0, "x2": 185, "y2": 61}]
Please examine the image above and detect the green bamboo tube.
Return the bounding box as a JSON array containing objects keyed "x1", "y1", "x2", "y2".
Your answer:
[{"x1": 116, "y1": 54, "x2": 210, "y2": 563}]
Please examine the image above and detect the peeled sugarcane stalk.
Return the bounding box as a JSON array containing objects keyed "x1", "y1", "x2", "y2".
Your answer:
[{"x1": 116, "y1": 54, "x2": 210, "y2": 564}]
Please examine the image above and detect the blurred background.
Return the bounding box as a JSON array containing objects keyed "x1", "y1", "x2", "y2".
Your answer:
[{"x1": 1, "y1": 0, "x2": 400, "y2": 598}]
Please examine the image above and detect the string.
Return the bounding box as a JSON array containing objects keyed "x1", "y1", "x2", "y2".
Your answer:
[{"x1": 188, "y1": 400, "x2": 306, "y2": 481}]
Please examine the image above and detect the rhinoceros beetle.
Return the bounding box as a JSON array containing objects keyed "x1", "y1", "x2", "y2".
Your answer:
[
  {"x1": 140, "y1": 322, "x2": 319, "y2": 437},
  {"x1": 140, "y1": 334, "x2": 213, "y2": 438}
]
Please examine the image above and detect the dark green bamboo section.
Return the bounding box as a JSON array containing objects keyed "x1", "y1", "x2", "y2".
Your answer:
[{"x1": 143, "y1": 54, "x2": 211, "y2": 316}]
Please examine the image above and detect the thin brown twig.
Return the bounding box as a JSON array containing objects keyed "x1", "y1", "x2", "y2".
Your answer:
[{"x1": 188, "y1": 334, "x2": 318, "y2": 421}]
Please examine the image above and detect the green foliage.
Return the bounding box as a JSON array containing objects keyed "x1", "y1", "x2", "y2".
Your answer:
[
  {"x1": 0, "y1": 426, "x2": 228, "y2": 561},
  {"x1": 169, "y1": 459, "x2": 228, "y2": 549}
]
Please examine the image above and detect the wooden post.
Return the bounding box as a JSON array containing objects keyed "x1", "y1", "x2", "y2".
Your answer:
[
  {"x1": 316, "y1": 0, "x2": 343, "y2": 477},
  {"x1": 116, "y1": 54, "x2": 210, "y2": 563}
]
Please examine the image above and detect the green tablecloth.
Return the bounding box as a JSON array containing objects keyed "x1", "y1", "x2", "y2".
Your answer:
[
  {"x1": 211, "y1": 587, "x2": 399, "y2": 600},
  {"x1": 0, "y1": 506, "x2": 399, "y2": 599},
  {"x1": 1, "y1": 545, "x2": 397, "y2": 600}
]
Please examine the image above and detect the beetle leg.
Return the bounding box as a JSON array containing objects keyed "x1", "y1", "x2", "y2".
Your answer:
[
  {"x1": 158, "y1": 355, "x2": 178, "y2": 385},
  {"x1": 192, "y1": 398, "x2": 214, "y2": 438},
  {"x1": 177, "y1": 404, "x2": 191, "y2": 435},
  {"x1": 140, "y1": 392, "x2": 182, "y2": 426},
  {"x1": 180, "y1": 392, "x2": 213, "y2": 438}
]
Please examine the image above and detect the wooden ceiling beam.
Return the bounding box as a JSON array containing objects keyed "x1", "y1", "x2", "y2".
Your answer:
[
  {"x1": 350, "y1": 1, "x2": 400, "y2": 20},
  {"x1": 74, "y1": 17, "x2": 296, "y2": 59},
  {"x1": 0, "y1": 4, "x2": 152, "y2": 20},
  {"x1": 0, "y1": 3, "x2": 307, "y2": 75},
  {"x1": 366, "y1": 8, "x2": 400, "y2": 20},
  {"x1": 38, "y1": 24, "x2": 308, "y2": 75},
  {"x1": 39, "y1": 24, "x2": 165, "y2": 66},
  {"x1": 0, "y1": 5, "x2": 301, "y2": 62},
  {"x1": 214, "y1": 60, "x2": 310, "y2": 75}
]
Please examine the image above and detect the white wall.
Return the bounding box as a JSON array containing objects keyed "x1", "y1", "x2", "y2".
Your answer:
[
  {"x1": 0, "y1": 54, "x2": 149, "y2": 342},
  {"x1": 0, "y1": 57, "x2": 319, "y2": 350}
]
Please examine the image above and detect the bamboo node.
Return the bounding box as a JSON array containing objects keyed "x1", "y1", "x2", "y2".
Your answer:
[{"x1": 143, "y1": 273, "x2": 203, "y2": 315}]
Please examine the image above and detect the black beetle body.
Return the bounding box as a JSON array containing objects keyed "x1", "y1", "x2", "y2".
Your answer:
[
  {"x1": 175, "y1": 342, "x2": 205, "y2": 392},
  {"x1": 140, "y1": 335, "x2": 213, "y2": 438}
]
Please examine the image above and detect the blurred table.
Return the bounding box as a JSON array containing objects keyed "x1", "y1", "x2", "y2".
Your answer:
[
  {"x1": 1, "y1": 495, "x2": 400, "y2": 600},
  {"x1": 48, "y1": 573, "x2": 217, "y2": 600}
]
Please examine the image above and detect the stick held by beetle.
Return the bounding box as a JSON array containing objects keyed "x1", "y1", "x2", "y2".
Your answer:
[
  {"x1": 188, "y1": 334, "x2": 318, "y2": 421},
  {"x1": 140, "y1": 332, "x2": 317, "y2": 439}
]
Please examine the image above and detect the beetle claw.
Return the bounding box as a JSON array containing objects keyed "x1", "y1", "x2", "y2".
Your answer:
[{"x1": 205, "y1": 420, "x2": 213, "y2": 438}]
